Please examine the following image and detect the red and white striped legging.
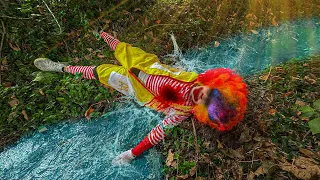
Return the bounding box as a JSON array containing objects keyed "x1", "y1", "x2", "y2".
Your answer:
[{"x1": 64, "y1": 32, "x2": 121, "y2": 79}]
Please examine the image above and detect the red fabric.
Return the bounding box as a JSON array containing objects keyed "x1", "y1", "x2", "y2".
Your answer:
[{"x1": 131, "y1": 136, "x2": 153, "y2": 156}]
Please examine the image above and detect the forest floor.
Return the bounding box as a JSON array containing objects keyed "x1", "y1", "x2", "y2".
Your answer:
[{"x1": 1, "y1": 0, "x2": 320, "y2": 179}]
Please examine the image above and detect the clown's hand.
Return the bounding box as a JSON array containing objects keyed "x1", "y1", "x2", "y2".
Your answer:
[{"x1": 112, "y1": 149, "x2": 136, "y2": 166}]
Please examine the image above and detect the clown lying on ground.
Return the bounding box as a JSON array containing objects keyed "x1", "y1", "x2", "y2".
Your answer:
[{"x1": 34, "y1": 32, "x2": 248, "y2": 165}]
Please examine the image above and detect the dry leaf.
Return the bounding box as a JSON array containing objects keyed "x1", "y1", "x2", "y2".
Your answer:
[
  {"x1": 251, "y1": 30, "x2": 259, "y2": 34},
  {"x1": 295, "y1": 100, "x2": 306, "y2": 106},
  {"x1": 171, "y1": 160, "x2": 177, "y2": 168},
  {"x1": 271, "y1": 75, "x2": 284, "y2": 82},
  {"x1": 8, "y1": 96, "x2": 19, "y2": 107},
  {"x1": 144, "y1": 17, "x2": 149, "y2": 26},
  {"x1": 166, "y1": 149, "x2": 174, "y2": 166},
  {"x1": 176, "y1": 174, "x2": 189, "y2": 180},
  {"x1": 39, "y1": 89, "x2": 45, "y2": 95},
  {"x1": 283, "y1": 91, "x2": 292, "y2": 97},
  {"x1": 85, "y1": 106, "x2": 94, "y2": 120},
  {"x1": 304, "y1": 75, "x2": 317, "y2": 84},
  {"x1": 299, "y1": 148, "x2": 318, "y2": 159},
  {"x1": 259, "y1": 74, "x2": 269, "y2": 81},
  {"x1": 195, "y1": 177, "x2": 206, "y2": 180},
  {"x1": 9, "y1": 41, "x2": 21, "y2": 51},
  {"x1": 217, "y1": 140, "x2": 223, "y2": 149},
  {"x1": 97, "y1": 54, "x2": 105, "y2": 58},
  {"x1": 22, "y1": 110, "x2": 29, "y2": 120},
  {"x1": 223, "y1": 148, "x2": 245, "y2": 159},
  {"x1": 189, "y1": 166, "x2": 197, "y2": 176},
  {"x1": 2, "y1": 58, "x2": 7, "y2": 65},
  {"x1": 73, "y1": 57, "x2": 80, "y2": 63},
  {"x1": 272, "y1": 16, "x2": 278, "y2": 26},
  {"x1": 133, "y1": 8, "x2": 141, "y2": 12},
  {"x1": 280, "y1": 156, "x2": 320, "y2": 179},
  {"x1": 269, "y1": 109, "x2": 277, "y2": 116},
  {"x1": 250, "y1": 161, "x2": 277, "y2": 179},
  {"x1": 214, "y1": 41, "x2": 220, "y2": 47},
  {"x1": 239, "y1": 128, "x2": 251, "y2": 143}
]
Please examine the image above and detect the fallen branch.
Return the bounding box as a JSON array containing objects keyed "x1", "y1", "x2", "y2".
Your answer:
[
  {"x1": 0, "y1": 20, "x2": 4, "y2": 84},
  {"x1": 0, "y1": 20, "x2": 5, "y2": 59},
  {"x1": 191, "y1": 118, "x2": 200, "y2": 154},
  {"x1": 0, "y1": 15, "x2": 33, "y2": 20},
  {"x1": 42, "y1": 0, "x2": 62, "y2": 34}
]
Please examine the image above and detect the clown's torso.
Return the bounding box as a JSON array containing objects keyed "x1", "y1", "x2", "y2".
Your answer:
[{"x1": 96, "y1": 42, "x2": 199, "y2": 156}]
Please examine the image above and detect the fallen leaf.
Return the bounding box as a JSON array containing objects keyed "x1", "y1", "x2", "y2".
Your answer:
[
  {"x1": 144, "y1": 17, "x2": 149, "y2": 26},
  {"x1": 269, "y1": 109, "x2": 277, "y2": 116},
  {"x1": 223, "y1": 148, "x2": 245, "y2": 160},
  {"x1": 85, "y1": 106, "x2": 94, "y2": 120},
  {"x1": 97, "y1": 54, "x2": 105, "y2": 58},
  {"x1": 299, "y1": 148, "x2": 318, "y2": 159},
  {"x1": 39, "y1": 89, "x2": 45, "y2": 95},
  {"x1": 271, "y1": 75, "x2": 284, "y2": 82},
  {"x1": 8, "y1": 96, "x2": 19, "y2": 107},
  {"x1": 272, "y1": 16, "x2": 278, "y2": 26},
  {"x1": 304, "y1": 75, "x2": 317, "y2": 84},
  {"x1": 251, "y1": 30, "x2": 258, "y2": 34},
  {"x1": 295, "y1": 100, "x2": 306, "y2": 106},
  {"x1": 251, "y1": 161, "x2": 278, "y2": 179},
  {"x1": 133, "y1": 8, "x2": 141, "y2": 12},
  {"x1": 217, "y1": 140, "x2": 223, "y2": 149},
  {"x1": 176, "y1": 174, "x2": 189, "y2": 180},
  {"x1": 259, "y1": 74, "x2": 269, "y2": 81},
  {"x1": 280, "y1": 156, "x2": 320, "y2": 179},
  {"x1": 189, "y1": 166, "x2": 197, "y2": 176},
  {"x1": 214, "y1": 41, "x2": 220, "y2": 47},
  {"x1": 283, "y1": 91, "x2": 292, "y2": 97},
  {"x1": 166, "y1": 149, "x2": 174, "y2": 166},
  {"x1": 2, "y1": 58, "x2": 7, "y2": 65},
  {"x1": 38, "y1": 125, "x2": 48, "y2": 133},
  {"x1": 9, "y1": 40, "x2": 21, "y2": 51},
  {"x1": 195, "y1": 177, "x2": 206, "y2": 180},
  {"x1": 21, "y1": 110, "x2": 29, "y2": 120},
  {"x1": 239, "y1": 128, "x2": 251, "y2": 143},
  {"x1": 73, "y1": 57, "x2": 80, "y2": 63}
]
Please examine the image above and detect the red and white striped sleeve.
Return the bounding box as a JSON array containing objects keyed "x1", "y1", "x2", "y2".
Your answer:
[{"x1": 131, "y1": 114, "x2": 189, "y2": 156}]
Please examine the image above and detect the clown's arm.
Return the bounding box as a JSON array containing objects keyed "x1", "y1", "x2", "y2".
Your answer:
[{"x1": 112, "y1": 114, "x2": 188, "y2": 165}]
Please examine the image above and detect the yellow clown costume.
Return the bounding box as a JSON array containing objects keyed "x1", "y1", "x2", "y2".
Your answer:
[
  {"x1": 96, "y1": 42, "x2": 198, "y2": 113},
  {"x1": 96, "y1": 41, "x2": 199, "y2": 156}
]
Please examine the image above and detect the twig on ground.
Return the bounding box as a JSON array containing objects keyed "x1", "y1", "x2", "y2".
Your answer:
[
  {"x1": 0, "y1": 20, "x2": 5, "y2": 58},
  {"x1": 191, "y1": 118, "x2": 200, "y2": 154},
  {"x1": 144, "y1": 24, "x2": 189, "y2": 31},
  {"x1": 0, "y1": 15, "x2": 33, "y2": 20},
  {"x1": 264, "y1": 66, "x2": 272, "y2": 82},
  {"x1": 42, "y1": 0, "x2": 62, "y2": 34},
  {"x1": 0, "y1": 20, "x2": 5, "y2": 85},
  {"x1": 302, "y1": 130, "x2": 311, "y2": 141}
]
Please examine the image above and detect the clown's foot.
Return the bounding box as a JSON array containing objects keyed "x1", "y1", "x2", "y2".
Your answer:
[{"x1": 34, "y1": 58, "x2": 65, "y2": 72}]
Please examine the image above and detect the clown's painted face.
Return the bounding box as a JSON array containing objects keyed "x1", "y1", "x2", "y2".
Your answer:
[{"x1": 190, "y1": 86, "x2": 212, "y2": 105}]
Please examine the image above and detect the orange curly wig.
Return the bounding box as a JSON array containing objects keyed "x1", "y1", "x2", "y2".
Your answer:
[{"x1": 192, "y1": 68, "x2": 248, "y2": 131}]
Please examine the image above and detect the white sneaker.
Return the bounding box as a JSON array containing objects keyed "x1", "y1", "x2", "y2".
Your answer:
[{"x1": 34, "y1": 58, "x2": 65, "y2": 72}]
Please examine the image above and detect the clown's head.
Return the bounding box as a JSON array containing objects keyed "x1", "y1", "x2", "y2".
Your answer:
[{"x1": 191, "y1": 68, "x2": 248, "y2": 131}]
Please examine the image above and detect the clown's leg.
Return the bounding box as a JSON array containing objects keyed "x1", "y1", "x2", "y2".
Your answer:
[
  {"x1": 34, "y1": 58, "x2": 97, "y2": 80},
  {"x1": 100, "y1": 32, "x2": 120, "y2": 51}
]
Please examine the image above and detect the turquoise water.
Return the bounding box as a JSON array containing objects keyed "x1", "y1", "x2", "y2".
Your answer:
[{"x1": 1, "y1": 19, "x2": 320, "y2": 180}]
